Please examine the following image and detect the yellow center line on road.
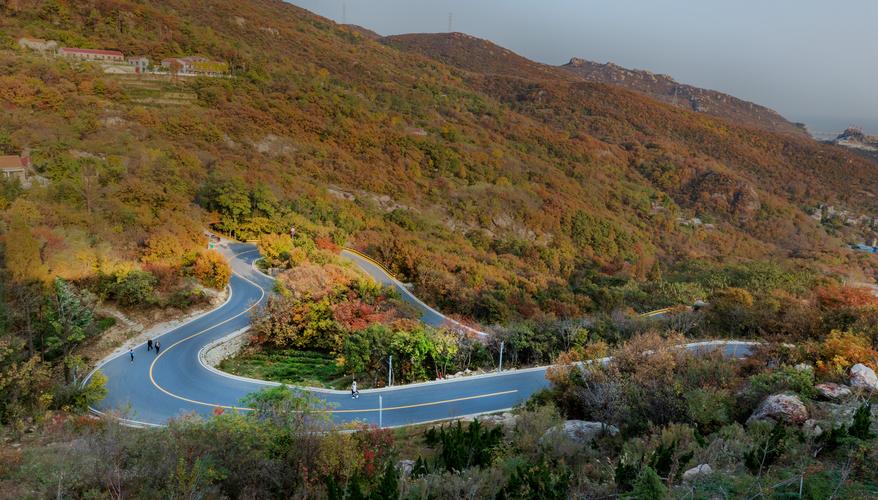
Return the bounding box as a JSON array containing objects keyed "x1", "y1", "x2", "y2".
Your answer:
[
  {"x1": 148, "y1": 249, "x2": 267, "y2": 410},
  {"x1": 148, "y1": 248, "x2": 519, "y2": 415}
]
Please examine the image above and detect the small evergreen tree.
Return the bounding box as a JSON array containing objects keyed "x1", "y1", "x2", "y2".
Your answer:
[
  {"x1": 848, "y1": 402, "x2": 874, "y2": 440},
  {"x1": 371, "y1": 461, "x2": 399, "y2": 500},
  {"x1": 423, "y1": 420, "x2": 503, "y2": 472},
  {"x1": 496, "y1": 457, "x2": 570, "y2": 500},
  {"x1": 46, "y1": 278, "x2": 95, "y2": 382},
  {"x1": 615, "y1": 459, "x2": 640, "y2": 492},
  {"x1": 410, "y1": 456, "x2": 429, "y2": 478},
  {"x1": 744, "y1": 423, "x2": 787, "y2": 474},
  {"x1": 632, "y1": 466, "x2": 668, "y2": 499}
]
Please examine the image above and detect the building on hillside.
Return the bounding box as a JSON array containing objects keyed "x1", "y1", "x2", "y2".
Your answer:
[
  {"x1": 18, "y1": 37, "x2": 58, "y2": 52},
  {"x1": 127, "y1": 56, "x2": 150, "y2": 73},
  {"x1": 58, "y1": 47, "x2": 124, "y2": 62},
  {"x1": 161, "y1": 56, "x2": 228, "y2": 76},
  {"x1": 0, "y1": 155, "x2": 30, "y2": 184}
]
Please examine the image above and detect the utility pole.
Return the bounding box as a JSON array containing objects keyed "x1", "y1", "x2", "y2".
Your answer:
[
  {"x1": 448, "y1": 12, "x2": 453, "y2": 32},
  {"x1": 498, "y1": 341, "x2": 504, "y2": 372},
  {"x1": 388, "y1": 355, "x2": 393, "y2": 387},
  {"x1": 342, "y1": 1, "x2": 347, "y2": 24}
]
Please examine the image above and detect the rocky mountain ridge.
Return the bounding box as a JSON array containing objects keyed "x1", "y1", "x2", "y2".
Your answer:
[
  {"x1": 833, "y1": 127, "x2": 878, "y2": 152},
  {"x1": 561, "y1": 57, "x2": 807, "y2": 137}
]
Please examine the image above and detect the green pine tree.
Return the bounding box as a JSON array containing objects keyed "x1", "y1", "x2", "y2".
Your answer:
[
  {"x1": 370, "y1": 461, "x2": 399, "y2": 500},
  {"x1": 848, "y1": 402, "x2": 874, "y2": 440},
  {"x1": 631, "y1": 466, "x2": 668, "y2": 499}
]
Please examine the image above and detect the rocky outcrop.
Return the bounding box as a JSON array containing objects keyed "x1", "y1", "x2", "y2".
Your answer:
[
  {"x1": 397, "y1": 459, "x2": 415, "y2": 476},
  {"x1": 849, "y1": 364, "x2": 878, "y2": 392},
  {"x1": 803, "y1": 419, "x2": 824, "y2": 438},
  {"x1": 541, "y1": 420, "x2": 619, "y2": 446},
  {"x1": 475, "y1": 412, "x2": 518, "y2": 427},
  {"x1": 748, "y1": 393, "x2": 809, "y2": 425},
  {"x1": 815, "y1": 382, "x2": 852, "y2": 401},
  {"x1": 682, "y1": 464, "x2": 713, "y2": 482},
  {"x1": 560, "y1": 57, "x2": 806, "y2": 136}
]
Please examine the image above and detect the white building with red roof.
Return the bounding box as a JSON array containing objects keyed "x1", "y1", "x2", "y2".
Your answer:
[
  {"x1": 0, "y1": 155, "x2": 30, "y2": 184},
  {"x1": 58, "y1": 47, "x2": 124, "y2": 62}
]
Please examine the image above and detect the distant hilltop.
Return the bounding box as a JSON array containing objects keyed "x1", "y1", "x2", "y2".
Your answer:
[
  {"x1": 561, "y1": 57, "x2": 807, "y2": 137},
  {"x1": 829, "y1": 127, "x2": 878, "y2": 159},
  {"x1": 382, "y1": 33, "x2": 807, "y2": 137}
]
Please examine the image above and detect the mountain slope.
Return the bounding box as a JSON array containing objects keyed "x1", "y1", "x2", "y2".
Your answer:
[
  {"x1": 382, "y1": 33, "x2": 808, "y2": 138},
  {"x1": 561, "y1": 57, "x2": 807, "y2": 137},
  {"x1": 1, "y1": 0, "x2": 877, "y2": 325}
]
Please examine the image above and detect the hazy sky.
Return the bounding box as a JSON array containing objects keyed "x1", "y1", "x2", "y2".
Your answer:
[{"x1": 288, "y1": 0, "x2": 878, "y2": 136}]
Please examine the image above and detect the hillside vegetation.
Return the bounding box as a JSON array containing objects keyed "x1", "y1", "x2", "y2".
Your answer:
[
  {"x1": 1, "y1": 1, "x2": 878, "y2": 498},
  {"x1": 2, "y1": 0, "x2": 878, "y2": 330}
]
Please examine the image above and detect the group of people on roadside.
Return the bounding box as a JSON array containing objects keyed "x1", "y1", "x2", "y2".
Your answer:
[{"x1": 128, "y1": 338, "x2": 162, "y2": 363}]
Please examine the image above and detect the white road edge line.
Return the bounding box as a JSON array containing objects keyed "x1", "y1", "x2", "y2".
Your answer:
[{"x1": 87, "y1": 241, "x2": 766, "y2": 428}]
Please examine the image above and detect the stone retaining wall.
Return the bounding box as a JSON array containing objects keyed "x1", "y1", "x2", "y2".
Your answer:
[{"x1": 200, "y1": 328, "x2": 251, "y2": 367}]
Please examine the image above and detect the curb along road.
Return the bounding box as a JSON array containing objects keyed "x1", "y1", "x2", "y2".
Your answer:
[{"x1": 89, "y1": 240, "x2": 761, "y2": 428}]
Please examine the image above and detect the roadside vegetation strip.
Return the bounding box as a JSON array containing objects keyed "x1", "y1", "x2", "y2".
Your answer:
[
  {"x1": 96, "y1": 242, "x2": 763, "y2": 426},
  {"x1": 341, "y1": 247, "x2": 402, "y2": 281},
  {"x1": 340, "y1": 248, "x2": 490, "y2": 338}
]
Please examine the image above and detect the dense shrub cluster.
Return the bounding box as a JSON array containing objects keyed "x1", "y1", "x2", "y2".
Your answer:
[{"x1": 5, "y1": 337, "x2": 876, "y2": 498}]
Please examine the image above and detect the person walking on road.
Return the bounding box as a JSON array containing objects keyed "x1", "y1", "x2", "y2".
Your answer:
[
  {"x1": 129, "y1": 348, "x2": 134, "y2": 363},
  {"x1": 155, "y1": 341, "x2": 161, "y2": 355},
  {"x1": 351, "y1": 380, "x2": 359, "y2": 399},
  {"x1": 147, "y1": 338, "x2": 153, "y2": 351}
]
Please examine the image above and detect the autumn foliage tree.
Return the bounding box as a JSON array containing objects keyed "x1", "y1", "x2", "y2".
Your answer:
[{"x1": 192, "y1": 250, "x2": 231, "y2": 290}]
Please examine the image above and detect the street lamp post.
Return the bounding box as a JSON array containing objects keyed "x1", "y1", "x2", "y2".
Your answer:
[{"x1": 388, "y1": 355, "x2": 393, "y2": 387}]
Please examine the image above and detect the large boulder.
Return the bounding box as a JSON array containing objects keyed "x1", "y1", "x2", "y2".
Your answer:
[
  {"x1": 815, "y1": 382, "x2": 853, "y2": 401},
  {"x1": 849, "y1": 364, "x2": 878, "y2": 392},
  {"x1": 748, "y1": 393, "x2": 809, "y2": 425},
  {"x1": 682, "y1": 464, "x2": 713, "y2": 482},
  {"x1": 541, "y1": 420, "x2": 619, "y2": 446},
  {"x1": 397, "y1": 460, "x2": 415, "y2": 476}
]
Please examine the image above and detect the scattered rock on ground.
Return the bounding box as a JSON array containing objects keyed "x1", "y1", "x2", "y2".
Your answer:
[
  {"x1": 849, "y1": 364, "x2": 878, "y2": 392},
  {"x1": 477, "y1": 412, "x2": 518, "y2": 427},
  {"x1": 815, "y1": 382, "x2": 852, "y2": 401},
  {"x1": 397, "y1": 459, "x2": 415, "y2": 476},
  {"x1": 813, "y1": 401, "x2": 878, "y2": 430},
  {"x1": 682, "y1": 464, "x2": 713, "y2": 482},
  {"x1": 541, "y1": 420, "x2": 619, "y2": 446},
  {"x1": 803, "y1": 419, "x2": 824, "y2": 438},
  {"x1": 794, "y1": 363, "x2": 814, "y2": 373},
  {"x1": 748, "y1": 393, "x2": 808, "y2": 425}
]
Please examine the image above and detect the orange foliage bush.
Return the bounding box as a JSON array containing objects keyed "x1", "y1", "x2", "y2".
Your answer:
[
  {"x1": 816, "y1": 285, "x2": 878, "y2": 310},
  {"x1": 331, "y1": 299, "x2": 394, "y2": 331},
  {"x1": 192, "y1": 250, "x2": 231, "y2": 290},
  {"x1": 315, "y1": 237, "x2": 338, "y2": 252},
  {"x1": 811, "y1": 330, "x2": 878, "y2": 376}
]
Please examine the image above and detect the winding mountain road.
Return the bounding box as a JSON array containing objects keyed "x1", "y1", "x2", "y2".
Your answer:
[{"x1": 88, "y1": 241, "x2": 757, "y2": 427}]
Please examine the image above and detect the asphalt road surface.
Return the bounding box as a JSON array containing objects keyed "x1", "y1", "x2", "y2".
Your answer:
[{"x1": 89, "y1": 241, "x2": 757, "y2": 427}]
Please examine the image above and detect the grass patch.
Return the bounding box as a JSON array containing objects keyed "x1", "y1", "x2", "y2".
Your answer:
[{"x1": 219, "y1": 347, "x2": 350, "y2": 389}]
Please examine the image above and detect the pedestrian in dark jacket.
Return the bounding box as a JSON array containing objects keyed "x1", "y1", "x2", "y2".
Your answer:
[
  {"x1": 155, "y1": 341, "x2": 161, "y2": 355},
  {"x1": 129, "y1": 348, "x2": 134, "y2": 363},
  {"x1": 147, "y1": 338, "x2": 153, "y2": 351}
]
